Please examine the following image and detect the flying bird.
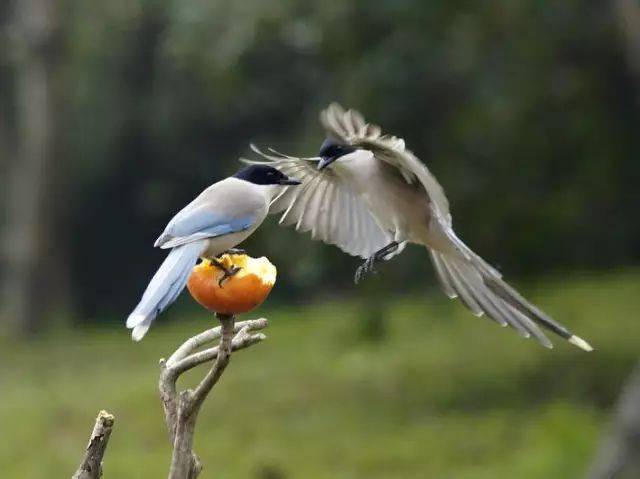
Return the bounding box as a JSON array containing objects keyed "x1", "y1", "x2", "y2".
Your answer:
[
  {"x1": 126, "y1": 164, "x2": 300, "y2": 341},
  {"x1": 247, "y1": 103, "x2": 592, "y2": 351}
]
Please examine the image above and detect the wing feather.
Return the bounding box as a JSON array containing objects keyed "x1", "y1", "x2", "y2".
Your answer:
[
  {"x1": 320, "y1": 103, "x2": 451, "y2": 220},
  {"x1": 245, "y1": 147, "x2": 392, "y2": 259}
]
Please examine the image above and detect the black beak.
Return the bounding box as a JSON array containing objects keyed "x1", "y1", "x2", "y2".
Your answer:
[
  {"x1": 318, "y1": 156, "x2": 337, "y2": 171},
  {"x1": 278, "y1": 177, "x2": 301, "y2": 186}
]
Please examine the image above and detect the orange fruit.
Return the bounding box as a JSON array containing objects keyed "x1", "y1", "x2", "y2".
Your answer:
[{"x1": 187, "y1": 254, "x2": 276, "y2": 315}]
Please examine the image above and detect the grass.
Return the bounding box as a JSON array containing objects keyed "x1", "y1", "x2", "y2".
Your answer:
[{"x1": 0, "y1": 269, "x2": 638, "y2": 478}]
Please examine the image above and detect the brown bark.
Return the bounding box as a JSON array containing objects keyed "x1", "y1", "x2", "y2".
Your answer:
[{"x1": 72, "y1": 411, "x2": 115, "y2": 479}]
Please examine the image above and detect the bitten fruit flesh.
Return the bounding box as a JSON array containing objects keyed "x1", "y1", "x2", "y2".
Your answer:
[{"x1": 187, "y1": 254, "x2": 276, "y2": 315}]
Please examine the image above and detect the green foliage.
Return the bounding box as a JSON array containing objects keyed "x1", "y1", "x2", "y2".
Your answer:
[{"x1": 1, "y1": 270, "x2": 638, "y2": 477}]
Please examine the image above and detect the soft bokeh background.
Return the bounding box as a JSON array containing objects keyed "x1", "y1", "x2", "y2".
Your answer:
[{"x1": 1, "y1": 1, "x2": 639, "y2": 477}]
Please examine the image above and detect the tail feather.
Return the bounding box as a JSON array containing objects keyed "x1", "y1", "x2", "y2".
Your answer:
[
  {"x1": 428, "y1": 250, "x2": 460, "y2": 300},
  {"x1": 126, "y1": 241, "x2": 205, "y2": 340},
  {"x1": 429, "y1": 246, "x2": 592, "y2": 351},
  {"x1": 447, "y1": 255, "x2": 531, "y2": 339},
  {"x1": 509, "y1": 306, "x2": 553, "y2": 349},
  {"x1": 132, "y1": 320, "x2": 152, "y2": 342},
  {"x1": 438, "y1": 253, "x2": 485, "y2": 317}
]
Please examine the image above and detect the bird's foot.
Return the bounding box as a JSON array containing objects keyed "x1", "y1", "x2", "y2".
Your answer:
[
  {"x1": 209, "y1": 258, "x2": 242, "y2": 287},
  {"x1": 354, "y1": 256, "x2": 378, "y2": 284},
  {"x1": 218, "y1": 265, "x2": 242, "y2": 287},
  {"x1": 353, "y1": 241, "x2": 400, "y2": 284}
]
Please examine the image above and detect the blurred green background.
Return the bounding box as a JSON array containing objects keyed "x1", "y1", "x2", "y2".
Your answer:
[{"x1": 1, "y1": 0, "x2": 639, "y2": 477}]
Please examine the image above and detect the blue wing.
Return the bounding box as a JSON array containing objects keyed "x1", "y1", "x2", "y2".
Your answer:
[{"x1": 155, "y1": 206, "x2": 256, "y2": 249}]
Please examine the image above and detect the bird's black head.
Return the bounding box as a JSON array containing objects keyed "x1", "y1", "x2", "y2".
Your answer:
[
  {"x1": 318, "y1": 138, "x2": 356, "y2": 170},
  {"x1": 234, "y1": 165, "x2": 301, "y2": 186}
]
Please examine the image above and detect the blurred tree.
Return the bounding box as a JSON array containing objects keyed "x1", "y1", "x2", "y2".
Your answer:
[
  {"x1": 63, "y1": 0, "x2": 640, "y2": 320},
  {"x1": 1, "y1": 0, "x2": 70, "y2": 335},
  {"x1": 614, "y1": 0, "x2": 640, "y2": 82},
  {"x1": 1, "y1": 0, "x2": 638, "y2": 328},
  {"x1": 0, "y1": 2, "x2": 11, "y2": 172},
  {"x1": 585, "y1": 2, "x2": 640, "y2": 477},
  {"x1": 586, "y1": 364, "x2": 640, "y2": 479}
]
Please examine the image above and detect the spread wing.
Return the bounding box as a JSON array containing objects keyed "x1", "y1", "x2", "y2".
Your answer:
[
  {"x1": 320, "y1": 102, "x2": 451, "y2": 223},
  {"x1": 244, "y1": 146, "x2": 393, "y2": 259}
]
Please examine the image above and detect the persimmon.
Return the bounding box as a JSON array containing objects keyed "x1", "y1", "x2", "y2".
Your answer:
[{"x1": 187, "y1": 254, "x2": 276, "y2": 315}]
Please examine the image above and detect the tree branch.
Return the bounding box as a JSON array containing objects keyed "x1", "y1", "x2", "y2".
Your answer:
[
  {"x1": 190, "y1": 314, "x2": 234, "y2": 408},
  {"x1": 159, "y1": 315, "x2": 268, "y2": 479},
  {"x1": 72, "y1": 410, "x2": 115, "y2": 479},
  {"x1": 172, "y1": 327, "x2": 265, "y2": 376},
  {"x1": 158, "y1": 318, "x2": 267, "y2": 442},
  {"x1": 166, "y1": 318, "x2": 267, "y2": 369}
]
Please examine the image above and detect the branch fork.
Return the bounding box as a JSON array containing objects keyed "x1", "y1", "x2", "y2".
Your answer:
[{"x1": 159, "y1": 315, "x2": 268, "y2": 479}]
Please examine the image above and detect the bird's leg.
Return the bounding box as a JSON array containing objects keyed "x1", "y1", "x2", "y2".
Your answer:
[
  {"x1": 218, "y1": 266, "x2": 241, "y2": 287},
  {"x1": 221, "y1": 248, "x2": 246, "y2": 256},
  {"x1": 208, "y1": 258, "x2": 242, "y2": 288},
  {"x1": 354, "y1": 241, "x2": 400, "y2": 284}
]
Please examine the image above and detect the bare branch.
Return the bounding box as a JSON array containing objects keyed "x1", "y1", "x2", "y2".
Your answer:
[
  {"x1": 159, "y1": 318, "x2": 267, "y2": 446},
  {"x1": 72, "y1": 410, "x2": 115, "y2": 479},
  {"x1": 190, "y1": 314, "x2": 235, "y2": 409},
  {"x1": 158, "y1": 358, "x2": 179, "y2": 443},
  {"x1": 159, "y1": 315, "x2": 268, "y2": 479},
  {"x1": 172, "y1": 328, "x2": 266, "y2": 374},
  {"x1": 159, "y1": 319, "x2": 268, "y2": 442},
  {"x1": 167, "y1": 318, "x2": 268, "y2": 365},
  {"x1": 169, "y1": 389, "x2": 202, "y2": 479}
]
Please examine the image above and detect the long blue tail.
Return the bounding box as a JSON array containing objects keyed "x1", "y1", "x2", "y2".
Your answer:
[{"x1": 126, "y1": 241, "x2": 205, "y2": 341}]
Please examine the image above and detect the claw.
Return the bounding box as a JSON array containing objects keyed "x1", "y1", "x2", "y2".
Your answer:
[
  {"x1": 218, "y1": 265, "x2": 241, "y2": 288},
  {"x1": 209, "y1": 258, "x2": 242, "y2": 288},
  {"x1": 354, "y1": 257, "x2": 376, "y2": 284},
  {"x1": 353, "y1": 241, "x2": 400, "y2": 285}
]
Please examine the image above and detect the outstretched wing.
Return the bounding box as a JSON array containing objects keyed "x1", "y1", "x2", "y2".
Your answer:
[
  {"x1": 320, "y1": 102, "x2": 451, "y2": 223},
  {"x1": 244, "y1": 146, "x2": 393, "y2": 259}
]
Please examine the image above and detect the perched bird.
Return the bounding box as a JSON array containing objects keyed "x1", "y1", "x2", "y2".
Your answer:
[
  {"x1": 248, "y1": 103, "x2": 592, "y2": 351},
  {"x1": 126, "y1": 164, "x2": 300, "y2": 341}
]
